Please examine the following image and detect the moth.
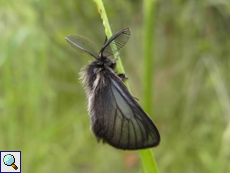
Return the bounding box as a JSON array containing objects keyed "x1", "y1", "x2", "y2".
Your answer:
[{"x1": 65, "y1": 28, "x2": 160, "y2": 150}]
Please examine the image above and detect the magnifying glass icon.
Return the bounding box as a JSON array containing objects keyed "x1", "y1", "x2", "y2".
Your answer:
[{"x1": 3, "y1": 154, "x2": 18, "y2": 170}]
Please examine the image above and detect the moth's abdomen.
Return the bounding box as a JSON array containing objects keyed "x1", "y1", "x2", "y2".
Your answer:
[
  {"x1": 81, "y1": 64, "x2": 98, "y2": 92},
  {"x1": 81, "y1": 63, "x2": 110, "y2": 139}
]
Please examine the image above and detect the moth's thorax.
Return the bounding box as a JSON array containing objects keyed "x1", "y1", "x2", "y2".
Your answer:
[{"x1": 81, "y1": 58, "x2": 116, "y2": 92}]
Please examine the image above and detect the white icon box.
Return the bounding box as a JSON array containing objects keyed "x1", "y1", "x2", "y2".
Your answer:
[{"x1": 0, "y1": 151, "x2": 21, "y2": 173}]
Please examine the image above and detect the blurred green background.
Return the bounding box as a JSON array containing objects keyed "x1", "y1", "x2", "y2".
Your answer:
[{"x1": 1, "y1": 0, "x2": 230, "y2": 172}]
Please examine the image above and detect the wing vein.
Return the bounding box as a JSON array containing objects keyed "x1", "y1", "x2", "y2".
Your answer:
[
  {"x1": 118, "y1": 111, "x2": 124, "y2": 146},
  {"x1": 135, "y1": 117, "x2": 144, "y2": 146},
  {"x1": 130, "y1": 120, "x2": 137, "y2": 148},
  {"x1": 127, "y1": 119, "x2": 130, "y2": 148}
]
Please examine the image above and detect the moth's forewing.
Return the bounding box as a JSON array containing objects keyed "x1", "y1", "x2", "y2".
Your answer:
[
  {"x1": 87, "y1": 66, "x2": 160, "y2": 150},
  {"x1": 100, "y1": 28, "x2": 131, "y2": 58},
  {"x1": 65, "y1": 35, "x2": 99, "y2": 59}
]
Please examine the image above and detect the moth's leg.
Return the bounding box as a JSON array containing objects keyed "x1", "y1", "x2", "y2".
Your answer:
[
  {"x1": 118, "y1": 73, "x2": 128, "y2": 82},
  {"x1": 134, "y1": 97, "x2": 139, "y2": 101}
]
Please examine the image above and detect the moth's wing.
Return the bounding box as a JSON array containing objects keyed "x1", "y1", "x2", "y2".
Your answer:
[
  {"x1": 99, "y1": 28, "x2": 131, "y2": 58},
  {"x1": 93, "y1": 70, "x2": 160, "y2": 150},
  {"x1": 65, "y1": 35, "x2": 99, "y2": 59}
]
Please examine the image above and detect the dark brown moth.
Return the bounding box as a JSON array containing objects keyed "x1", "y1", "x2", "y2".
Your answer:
[{"x1": 65, "y1": 28, "x2": 160, "y2": 150}]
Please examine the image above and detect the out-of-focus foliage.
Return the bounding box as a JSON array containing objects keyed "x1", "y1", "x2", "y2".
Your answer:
[{"x1": 0, "y1": 0, "x2": 230, "y2": 172}]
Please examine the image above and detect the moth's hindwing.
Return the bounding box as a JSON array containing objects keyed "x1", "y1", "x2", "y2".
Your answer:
[
  {"x1": 100, "y1": 28, "x2": 131, "y2": 58},
  {"x1": 65, "y1": 35, "x2": 99, "y2": 59}
]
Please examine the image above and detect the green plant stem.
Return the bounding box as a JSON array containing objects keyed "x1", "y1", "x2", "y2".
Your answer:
[
  {"x1": 93, "y1": 0, "x2": 159, "y2": 173},
  {"x1": 140, "y1": 0, "x2": 159, "y2": 173},
  {"x1": 143, "y1": 0, "x2": 156, "y2": 115}
]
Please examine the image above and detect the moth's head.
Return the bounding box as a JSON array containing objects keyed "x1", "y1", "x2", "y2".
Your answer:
[{"x1": 98, "y1": 57, "x2": 116, "y2": 70}]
